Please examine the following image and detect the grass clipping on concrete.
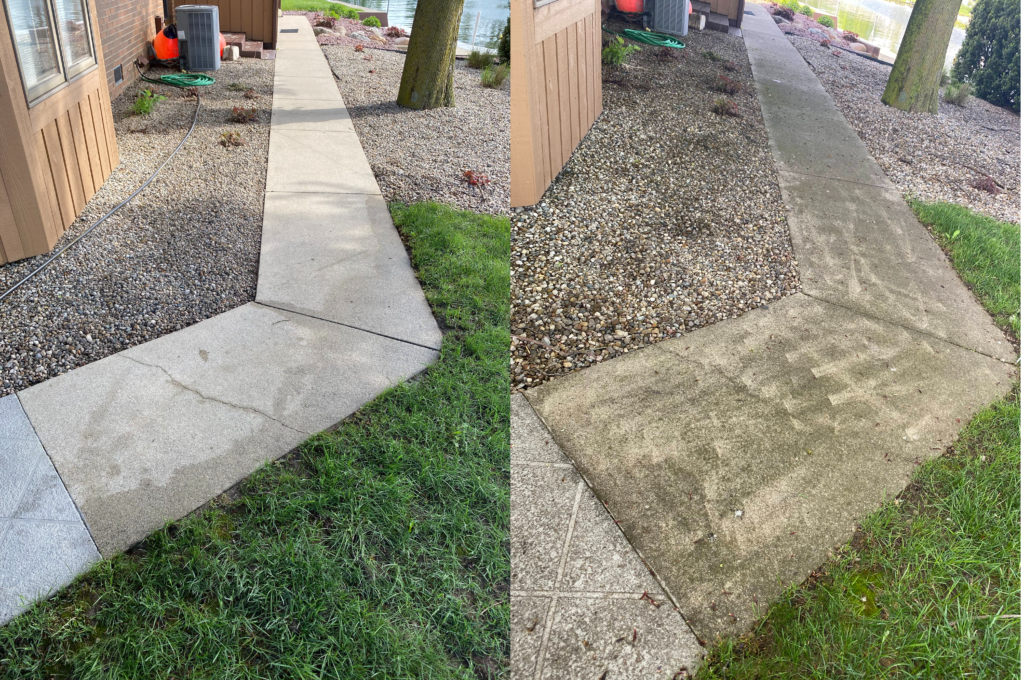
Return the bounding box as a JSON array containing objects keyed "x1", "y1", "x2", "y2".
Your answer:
[
  {"x1": 0, "y1": 203, "x2": 511, "y2": 680},
  {"x1": 698, "y1": 203, "x2": 1021, "y2": 679}
]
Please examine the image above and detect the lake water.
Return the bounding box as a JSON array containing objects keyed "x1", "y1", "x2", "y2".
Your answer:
[
  {"x1": 807, "y1": 0, "x2": 965, "y2": 67},
  {"x1": 345, "y1": 0, "x2": 508, "y2": 50}
]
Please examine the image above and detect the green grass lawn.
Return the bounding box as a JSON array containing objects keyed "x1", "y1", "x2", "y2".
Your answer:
[
  {"x1": 282, "y1": 0, "x2": 352, "y2": 12},
  {"x1": 697, "y1": 202, "x2": 1020, "y2": 679},
  {"x1": 0, "y1": 203, "x2": 510, "y2": 680}
]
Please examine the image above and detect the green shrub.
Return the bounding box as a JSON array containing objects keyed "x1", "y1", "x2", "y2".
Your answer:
[
  {"x1": 602, "y1": 36, "x2": 640, "y2": 65},
  {"x1": 129, "y1": 88, "x2": 166, "y2": 115},
  {"x1": 323, "y1": 4, "x2": 358, "y2": 19},
  {"x1": 817, "y1": 15, "x2": 834, "y2": 28},
  {"x1": 497, "y1": 15, "x2": 511, "y2": 65},
  {"x1": 779, "y1": 0, "x2": 800, "y2": 11},
  {"x1": 951, "y1": 0, "x2": 1020, "y2": 112},
  {"x1": 943, "y1": 80, "x2": 973, "y2": 106},
  {"x1": 481, "y1": 63, "x2": 509, "y2": 88},
  {"x1": 798, "y1": 5, "x2": 813, "y2": 15},
  {"x1": 362, "y1": 15, "x2": 381, "y2": 27},
  {"x1": 467, "y1": 49, "x2": 493, "y2": 69}
]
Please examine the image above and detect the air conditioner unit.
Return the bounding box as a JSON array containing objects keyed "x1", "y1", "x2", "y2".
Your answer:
[
  {"x1": 176, "y1": 5, "x2": 221, "y2": 71},
  {"x1": 649, "y1": 0, "x2": 689, "y2": 37}
]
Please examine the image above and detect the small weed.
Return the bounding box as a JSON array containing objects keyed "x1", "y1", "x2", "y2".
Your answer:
[
  {"x1": 773, "y1": 6, "x2": 794, "y2": 20},
  {"x1": 481, "y1": 63, "x2": 509, "y2": 88},
  {"x1": 944, "y1": 80, "x2": 972, "y2": 106},
  {"x1": 384, "y1": 25, "x2": 406, "y2": 37},
  {"x1": 703, "y1": 50, "x2": 723, "y2": 62},
  {"x1": 712, "y1": 98, "x2": 741, "y2": 117},
  {"x1": 243, "y1": 88, "x2": 259, "y2": 100},
  {"x1": 657, "y1": 46, "x2": 683, "y2": 61},
  {"x1": 798, "y1": 5, "x2": 813, "y2": 15},
  {"x1": 181, "y1": 86, "x2": 199, "y2": 99},
  {"x1": 714, "y1": 75, "x2": 741, "y2": 94},
  {"x1": 819, "y1": 38, "x2": 831, "y2": 47},
  {"x1": 219, "y1": 131, "x2": 245, "y2": 147},
  {"x1": 467, "y1": 49, "x2": 493, "y2": 69},
  {"x1": 842, "y1": 29, "x2": 859, "y2": 40},
  {"x1": 129, "y1": 88, "x2": 166, "y2": 115},
  {"x1": 817, "y1": 15, "x2": 834, "y2": 28},
  {"x1": 229, "y1": 106, "x2": 258, "y2": 123},
  {"x1": 313, "y1": 12, "x2": 336, "y2": 28},
  {"x1": 970, "y1": 176, "x2": 1001, "y2": 195},
  {"x1": 603, "y1": 36, "x2": 641, "y2": 66},
  {"x1": 227, "y1": 82, "x2": 249, "y2": 91},
  {"x1": 354, "y1": 43, "x2": 365, "y2": 52},
  {"x1": 723, "y1": 60, "x2": 738, "y2": 71},
  {"x1": 362, "y1": 15, "x2": 381, "y2": 27}
]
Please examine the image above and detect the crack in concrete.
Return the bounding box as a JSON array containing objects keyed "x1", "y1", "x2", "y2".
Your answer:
[{"x1": 120, "y1": 355, "x2": 311, "y2": 437}]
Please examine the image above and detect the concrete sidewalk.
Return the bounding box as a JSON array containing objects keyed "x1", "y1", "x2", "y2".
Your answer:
[
  {"x1": 0, "y1": 15, "x2": 439, "y2": 623},
  {"x1": 523, "y1": 2, "x2": 1017, "y2": 646}
]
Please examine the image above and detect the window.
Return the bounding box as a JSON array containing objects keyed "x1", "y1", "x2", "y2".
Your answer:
[{"x1": 3, "y1": 0, "x2": 96, "y2": 104}]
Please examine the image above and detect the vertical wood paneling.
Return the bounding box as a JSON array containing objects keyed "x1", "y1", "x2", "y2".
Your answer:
[
  {"x1": 79, "y1": 99, "x2": 104, "y2": 191},
  {"x1": 566, "y1": 25, "x2": 580, "y2": 149},
  {"x1": 41, "y1": 121, "x2": 75, "y2": 229},
  {"x1": 534, "y1": 42, "x2": 551, "y2": 190},
  {"x1": 172, "y1": 0, "x2": 276, "y2": 43},
  {"x1": 35, "y1": 132, "x2": 63, "y2": 242},
  {"x1": 576, "y1": 19, "x2": 588, "y2": 135},
  {"x1": 0, "y1": 172, "x2": 17, "y2": 265},
  {"x1": 555, "y1": 30, "x2": 571, "y2": 164},
  {"x1": 68, "y1": 106, "x2": 96, "y2": 197},
  {"x1": 542, "y1": 38, "x2": 562, "y2": 182},
  {"x1": 88, "y1": 92, "x2": 111, "y2": 177},
  {"x1": 56, "y1": 114, "x2": 85, "y2": 214}
]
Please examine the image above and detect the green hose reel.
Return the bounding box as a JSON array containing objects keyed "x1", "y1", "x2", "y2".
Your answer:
[
  {"x1": 139, "y1": 72, "x2": 216, "y2": 88},
  {"x1": 602, "y1": 26, "x2": 685, "y2": 49}
]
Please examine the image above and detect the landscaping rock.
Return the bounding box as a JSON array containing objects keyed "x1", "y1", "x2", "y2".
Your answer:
[
  {"x1": 369, "y1": 34, "x2": 386, "y2": 44},
  {"x1": 350, "y1": 31, "x2": 368, "y2": 40},
  {"x1": 849, "y1": 42, "x2": 866, "y2": 52},
  {"x1": 395, "y1": 37, "x2": 410, "y2": 45},
  {"x1": 807, "y1": 28, "x2": 826, "y2": 39},
  {"x1": 313, "y1": 26, "x2": 336, "y2": 36},
  {"x1": 368, "y1": 27, "x2": 383, "y2": 36}
]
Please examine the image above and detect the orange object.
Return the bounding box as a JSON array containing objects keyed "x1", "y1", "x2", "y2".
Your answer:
[
  {"x1": 152, "y1": 29, "x2": 179, "y2": 60},
  {"x1": 615, "y1": 0, "x2": 644, "y2": 12},
  {"x1": 219, "y1": 33, "x2": 226, "y2": 58}
]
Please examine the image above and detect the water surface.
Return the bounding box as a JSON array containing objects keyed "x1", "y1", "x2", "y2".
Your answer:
[{"x1": 347, "y1": 0, "x2": 508, "y2": 49}]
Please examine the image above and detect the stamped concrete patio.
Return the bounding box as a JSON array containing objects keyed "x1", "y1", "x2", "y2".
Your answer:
[
  {"x1": 0, "y1": 16, "x2": 439, "y2": 624},
  {"x1": 517, "y1": 2, "x2": 1018, "y2": 662}
]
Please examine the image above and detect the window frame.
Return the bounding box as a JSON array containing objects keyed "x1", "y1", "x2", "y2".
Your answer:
[{"x1": 2, "y1": 0, "x2": 97, "y2": 106}]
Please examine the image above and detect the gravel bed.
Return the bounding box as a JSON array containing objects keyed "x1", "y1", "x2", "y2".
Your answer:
[
  {"x1": 782, "y1": 31, "x2": 1021, "y2": 225},
  {"x1": 0, "y1": 59, "x2": 273, "y2": 397},
  {"x1": 322, "y1": 45, "x2": 509, "y2": 215},
  {"x1": 285, "y1": 11, "x2": 407, "y2": 50},
  {"x1": 511, "y1": 27, "x2": 799, "y2": 391}
]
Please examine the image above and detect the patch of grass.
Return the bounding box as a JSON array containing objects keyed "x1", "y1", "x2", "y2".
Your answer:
[
  {"x1": 128, "y1": 88, "x2": 166, "y2": 115},
  {"x1": 467, "y1": 49, "x2": 494, "y2": 69},
  {"x1": 226, "y1": 81, "x2": 249, "y2": 91},
  {"x1": 0, "y1": 203, "x2": 511, "y2": 680},
  {"x1": 943, "y1": 80, "x2": 973, "y2": 106},
  {"x1": 481, "y1": 63, "x2": 509, "y2": 88},
  {"x1": 281, "y1": 0, "x2": 357, "y2": 19},
  {"x1": 698, "y1": 387, "x2": 1021, "y2": 680},
  {"x1": 702, "y1": 49, "x2": 723, "y2": 61},
  {"x1": 909, "y1": 200, "x2": 1020, "y2": 338},
  {"x1": 603, "y1": 36, "x2": 641, "y2": 65}
]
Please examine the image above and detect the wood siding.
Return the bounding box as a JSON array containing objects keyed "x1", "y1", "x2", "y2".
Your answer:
[
  {"x1": 171, "y1": 0, "x2": 280, "y2": 47},
  {"x1": 0, "y1": 0, "x2": 117, "y2": 265},
  {"x1": 512, "y1": 0, "x2": 602, "y2": 207}
]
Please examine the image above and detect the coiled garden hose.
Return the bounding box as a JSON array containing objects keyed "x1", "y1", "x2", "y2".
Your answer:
[
  {"x1": 603, "y1": 26, "x2": 685, "y2": 48},
  {"x1": 0, "y1": 72, "x2": 205, "y2": 305}
]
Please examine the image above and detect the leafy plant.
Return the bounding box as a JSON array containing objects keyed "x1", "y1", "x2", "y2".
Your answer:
[
  {"x1": 322, "y1": 4, "x2": 358, "y2": 20},
  {"x1": 384, "y1": 25, "x2": 406, "y2": 37},
  {"x1": 723, "y1": 60, "x2": 738, "y2": 71},
  {"x1": 943, "y1": 80, "x2": 973, "y2": 106},
  {"x1": 229, "y1": 106, "x2": 258, "y2": 123},
  {"x1": 940, "y1": 67, "x2": 952, "y2": 86},
  {"x1": 603, "y1": 36, "x2": 640, "y2": 65},
  {"x1": 243, "y1": 88, "x2": 259, "y2": 100},
  {"x1": 714, "y1": 75, "x2": 741, "y2": 94},
  {"x1": 313, "y1": 12, "x2": 336, "y2": 28},
  {"x1": 712, "y1": 97, "x2": 741, "y2": 116},
  {"x1": 361, "y1": 15, "x2": 381, "y2": 27},
  {"x1": 817, "y1": 15, "x2": 834, "y2": 28},
  {"x1": 970, "y1": 175, "x2": 1001, "y2": 194},
  {"x1": 798, "y1": 4, "x2": 813, "y2": 16},
  {"x1": 129, "y1": 88, "x2": 166, "y2": 115},
  {"x1": 842, "y1": 29, "x2": 859, "y2": 40},
  {"x1": 481, "y1": 63, "x2": 509, "y2": 88},
  {"x1": 467, "y1": 49, "x2": 493, "y2": 69},
  {"x1": 219, "y1": 131, "x2": 245, "y2": 147},
  {"x1": 779, "y1": 0, "x2": 800, "y2": 11},
  {"x1": 703, "y1": 49, "x2": 723, "y2": 61},
  {"x1": 498, "y1": 15, "x2": 511, "y2": 64},
  {"x1": 951, "y1": 0, "x2": 1020, "y2": 112},
  {"x1": 774, "y1": 5, "x2": 794, "y2": 20},
  {"x1": 227, "y1": 82, "x2": 249, "y2": 91}
]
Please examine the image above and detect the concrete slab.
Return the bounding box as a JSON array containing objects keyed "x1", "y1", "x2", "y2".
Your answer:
[
  {"x1": 20, "y1": 303, "x2": 438, "y2": 556},
  {"x1": 256, "y1": 193, "x2": 441, "y2": 348},
  {"x1": 0, "y1": 394, "x2": 36, "y2": 440},
  {"x1": 265, "y1": 129, "x2": 380, "y2": 195},
  {"x1": 273, "y1": 56, "x2": 335, "y2": 79},
  {"x1": 779, "y1": 171, "x2": 1015, "y2": 362},
  {"x1": 0, "y1": 521, "x2": 99, "y2": 624},
  {"x1": 526, "y1": 293, "x2": 1014, "y2": 642},
  {"x1": 271, "y1": 99, "x2": 353, "y2": 132},
  {"x1": 0, "y1": 438, "x2": 44, "y2": 517},
  {"x1": 11, "y1": 454, "x2": 82, "y2": 522},
  {"x1": 511, "y1": 396, "x2": 704, "y2": 678},
  {"x1": 272, "y1": 74, "x2": 344, "y2": 102}
]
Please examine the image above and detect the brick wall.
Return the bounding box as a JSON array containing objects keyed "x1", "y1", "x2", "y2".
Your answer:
[{"x1": 94, "y1": 0, "x2": 165, "y2": 101}]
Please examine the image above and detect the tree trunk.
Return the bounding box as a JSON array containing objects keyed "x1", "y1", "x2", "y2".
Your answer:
[
  {"x1": 880, "y1": 0, "x2": 961, "y2": 113},
  {"x1": 397, "y1": 0, "x2": 466, "y2": 109}
]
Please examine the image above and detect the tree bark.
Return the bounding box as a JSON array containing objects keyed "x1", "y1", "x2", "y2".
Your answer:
[
  {"x1": 397, "y1": 0, "x2": 466, "y2": 109},
  {"x1": 880, "y1": 0, "x2": 961, "y2": 113}
]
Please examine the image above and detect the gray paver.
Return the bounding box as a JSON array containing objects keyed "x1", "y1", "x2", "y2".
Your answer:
[
  {"x1": 20, "y1": 303, "x2": 438, "y2": 556},
  {"x1": 0, "y1": 394, "x2": 36, "y2": 440},
  {"x1": 511, "y1": 464, "x2": 582, "y2": 592},
  {"x1": 265, "y1": 129, "x2": 380, "y2": 195},
  {"x1": 11, "y1": 455, "x2": 82, "y2": 522},
  {"x1": 0, "y1": 521, "x2": 99, "y2": 624},
  {"x1": 0, "y1": 439, "x2": 45, "y2": 517},
  {"x1": 511, "y1": 393, "x2": 572, "y2": 464},
  {"x1": 256, "y1": 192, "x2": 441, "y2": 348}
]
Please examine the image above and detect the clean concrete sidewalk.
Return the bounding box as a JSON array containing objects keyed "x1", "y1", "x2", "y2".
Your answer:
[
  {"x1": 0, "y1": 15, "x2": 440, "y2": 624},
  {"x1": 523, "y1": 3, "x2": 1017, "y2": 646},
  {"x1": 511, "y1": 394, "x2": 703, "y2": 679}
]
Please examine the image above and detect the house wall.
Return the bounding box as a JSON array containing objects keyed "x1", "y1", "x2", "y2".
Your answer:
[
  {"x1": 0, "y1": 0, "x2": 118, "y2": 265},
  {"x1": 170, "y1": 0, "x2": 279, "y2": 47},
  {"x1": 511, "y1": 0, "x2": 602, "y2": 206},
  {"x1": 95, "y1": 0, "x2": 165, "y2": 101}
]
